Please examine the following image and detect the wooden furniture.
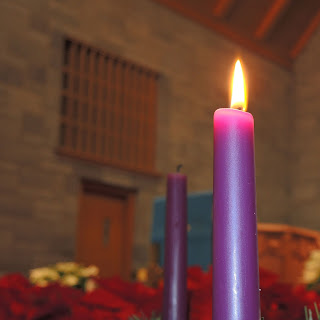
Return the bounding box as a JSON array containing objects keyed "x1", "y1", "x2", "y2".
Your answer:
[{"x1": 258, "y1": 223, "x2": 320, "y2": 284}]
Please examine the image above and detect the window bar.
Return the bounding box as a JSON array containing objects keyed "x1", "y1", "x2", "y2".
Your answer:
[
  {"x1": 143, "y1": 71, "x2": 152, "y2": 169},
  {"x1": 75, "y1": 45, "x2": 84, "y2": 154},
  {"x1": 96, "y1": 53, "x2": 104, "y2": 158},
  {"x1": 127, "y1": 65, "x2": 137, "y2": 166},
  {"x1": 121, "y1": 62, "x2": 130, "y2": 166},
  {"x1": 118, "y1": 60, "x2": 125, "y2": 165},
  {"x1": 135, "y1": 68, "x2": 142, "y2": 168},
  {"x1": 86, "y1": 50, "x2": 95, "y2": 159},
  {"x1": 116, "y1": 61, "x2": 123, "y2": 163},
  {"x1": 81, "y1": 49, "x2": 90, "y2": 154},
  {"x1": 143, "y1": 71, "x2": 151, "y2": 168},
  {"x1": 105, "y1": 56, "x2": 113, "y2": 163},
  {"x1": 137, "y1": 69, "x2": 146, "y2": 169},
  {"x1": 112, "y1": 60, "x2": 121, "y2": 164},
  {"x1": 75, "y1": 45, "x2": 83, "y2": 155},
  {"x1": 118, "y1": 62, "x2": 126, "y2": 163},
  {"x1": 65, "y1": 42, "x2": 76, "y2": 150},
  {"x1": 145, "y1": 73, "x2": 155, "y2": 170},
  {"x1": 149, "y1": 74, "x2": 158, "y2": 169},
  {"x1": 130, "y1": 67, "x2": 139, "y2": 167}
]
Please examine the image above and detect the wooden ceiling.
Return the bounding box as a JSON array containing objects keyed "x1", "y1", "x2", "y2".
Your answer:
[{"x1": 153, "y1": 0, "x2": 320, "y2": 68}]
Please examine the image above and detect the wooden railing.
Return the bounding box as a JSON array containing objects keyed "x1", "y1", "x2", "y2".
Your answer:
[{"x1": 258, "y1": 223, "x2": 320, "y2": 283}]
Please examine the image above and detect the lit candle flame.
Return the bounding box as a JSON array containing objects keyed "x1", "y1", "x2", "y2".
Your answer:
[{"x1": 230, "y1": 60, "x2": 247, "y2": 111}]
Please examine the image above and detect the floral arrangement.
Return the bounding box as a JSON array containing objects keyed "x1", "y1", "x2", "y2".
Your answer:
[
  {"x1": 0, "y1": 261, "x2": 320, "y2": 319},
  {"x1": 304, "y1": 304, "x2": 320, "y2": 320},
  {"x1": 29, "y1": 262, "x2": 99, "y2": 291},
  {"x1": 0, "y1": 271, "x2": 162, "y2": 319},
  {"x1": 303, "y1": 250, "x2": 320, "y2": 292},
  {"x1": 301, "y1": 250, "x2": 320, "y2": 319}
]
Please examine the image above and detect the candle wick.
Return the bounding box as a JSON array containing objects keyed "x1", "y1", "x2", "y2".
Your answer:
[
  {"x1": 176, "y1": 164, "x2": 183, "y2": 172},
  {"x1": 231, "y1": 103, "x2": 244, "y2": 111}
]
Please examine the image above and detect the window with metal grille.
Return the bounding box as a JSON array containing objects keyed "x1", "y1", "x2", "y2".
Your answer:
[{"x1": 58, "y1": 38, "x2": 159, "y2": 175}]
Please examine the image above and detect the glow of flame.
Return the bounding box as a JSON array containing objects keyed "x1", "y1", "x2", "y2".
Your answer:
[{"x1": 230, "y1": 60, "x2": 247, "y2": 111}]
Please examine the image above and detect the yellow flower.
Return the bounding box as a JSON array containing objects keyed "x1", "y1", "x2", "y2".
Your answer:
[
  {"x1": 303, "y1": 269, "x2": 319, "y2": 284},
  {"x1": 30, "y1": 267, "x2": 59, "y2": 283},
  {"x1": 78, "y1": 265, "x2": 99, "y2": 278},
  {"x1": 30, "y1": 267, "x2": 48, "y2": 281},
  {"x1": 36, "y1": 279, "x2": 49, "y2": 287},
  {"x1": 56, "y1": 262, "x2": 79, "y2": 273},
  {"x1": 60, "y1": 274, "x2": 79, "y2": 287},
  {"x1": 47, "y1": 269, "x2": 60, "y2": 281},
  {"x1": 136, "y1": 268, "x2": 148, "y2": 283},
  {"x1": 85, "y1": 278, "x2": 97, "y2": 292},
  {"x1": 305, "y1": 260, "x2": 320, "y2": 272},
  {"x1": 310, "y1": 250, "x2": 320, "y2": 262}
]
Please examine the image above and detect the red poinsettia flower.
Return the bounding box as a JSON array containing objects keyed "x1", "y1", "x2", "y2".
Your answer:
[
  {"x1": 0, "y1": 273, "x2": 30, "y2": 290},
  {"x1": 96, "y1": 276, "x2": 163, "y2": 317},
  {"x1": 259, "y1": 267, "x2": 279, "y2": 289},
  {"x1": 1, "y1": 265, "x2": 320, "y2": 319}
]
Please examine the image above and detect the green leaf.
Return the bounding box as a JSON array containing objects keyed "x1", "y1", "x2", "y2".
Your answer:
[{"x1": 314, "y1": 303, "x2": 320, "y2": 319}]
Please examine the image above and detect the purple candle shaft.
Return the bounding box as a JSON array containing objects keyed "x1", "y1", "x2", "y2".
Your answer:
[
  {"x1": 213, "y1": 108, "x2": 260, "y2": 319},
  {"x1": 162, "y1": 173, "x2": 187, "y2": 320}
]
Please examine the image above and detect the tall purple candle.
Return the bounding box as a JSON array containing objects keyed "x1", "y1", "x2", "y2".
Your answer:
[
  {"x1": 162, "y1": 170, "x2": 187, "y2": 320},
  {"x1": 212, "y1": 61, "x2": 260, "y2": 319}
]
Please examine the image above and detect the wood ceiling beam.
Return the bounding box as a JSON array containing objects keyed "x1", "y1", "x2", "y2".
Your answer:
[
  {"x1": 212, "y1": 0, "x2": 236, "y2": 18},
  {"x1": 255, "y1": 0, "x2": 292, "y2": 40},
  {"x1": 290, "y1": 8, "x2": 320, "y2": 58},
  {"x1": 153, "y1": 0, "x2": 291, "y2": 69}
]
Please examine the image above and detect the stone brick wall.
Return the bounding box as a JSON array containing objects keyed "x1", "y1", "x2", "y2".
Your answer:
[
  {"x1": 0, "y1": 0, "x2": 292, "y2": 273},
  {"x1": 291, "y1": 27, "x2": 320, "y2": 229}
]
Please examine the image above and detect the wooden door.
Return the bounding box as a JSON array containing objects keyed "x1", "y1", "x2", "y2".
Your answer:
[{"x1": 76, "y1": 180, "x2": 135, "y2": 279}]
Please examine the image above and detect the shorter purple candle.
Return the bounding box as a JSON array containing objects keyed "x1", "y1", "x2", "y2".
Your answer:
[{"x1": 162, "y1": 167, "x2": 187, "y2": 320}]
